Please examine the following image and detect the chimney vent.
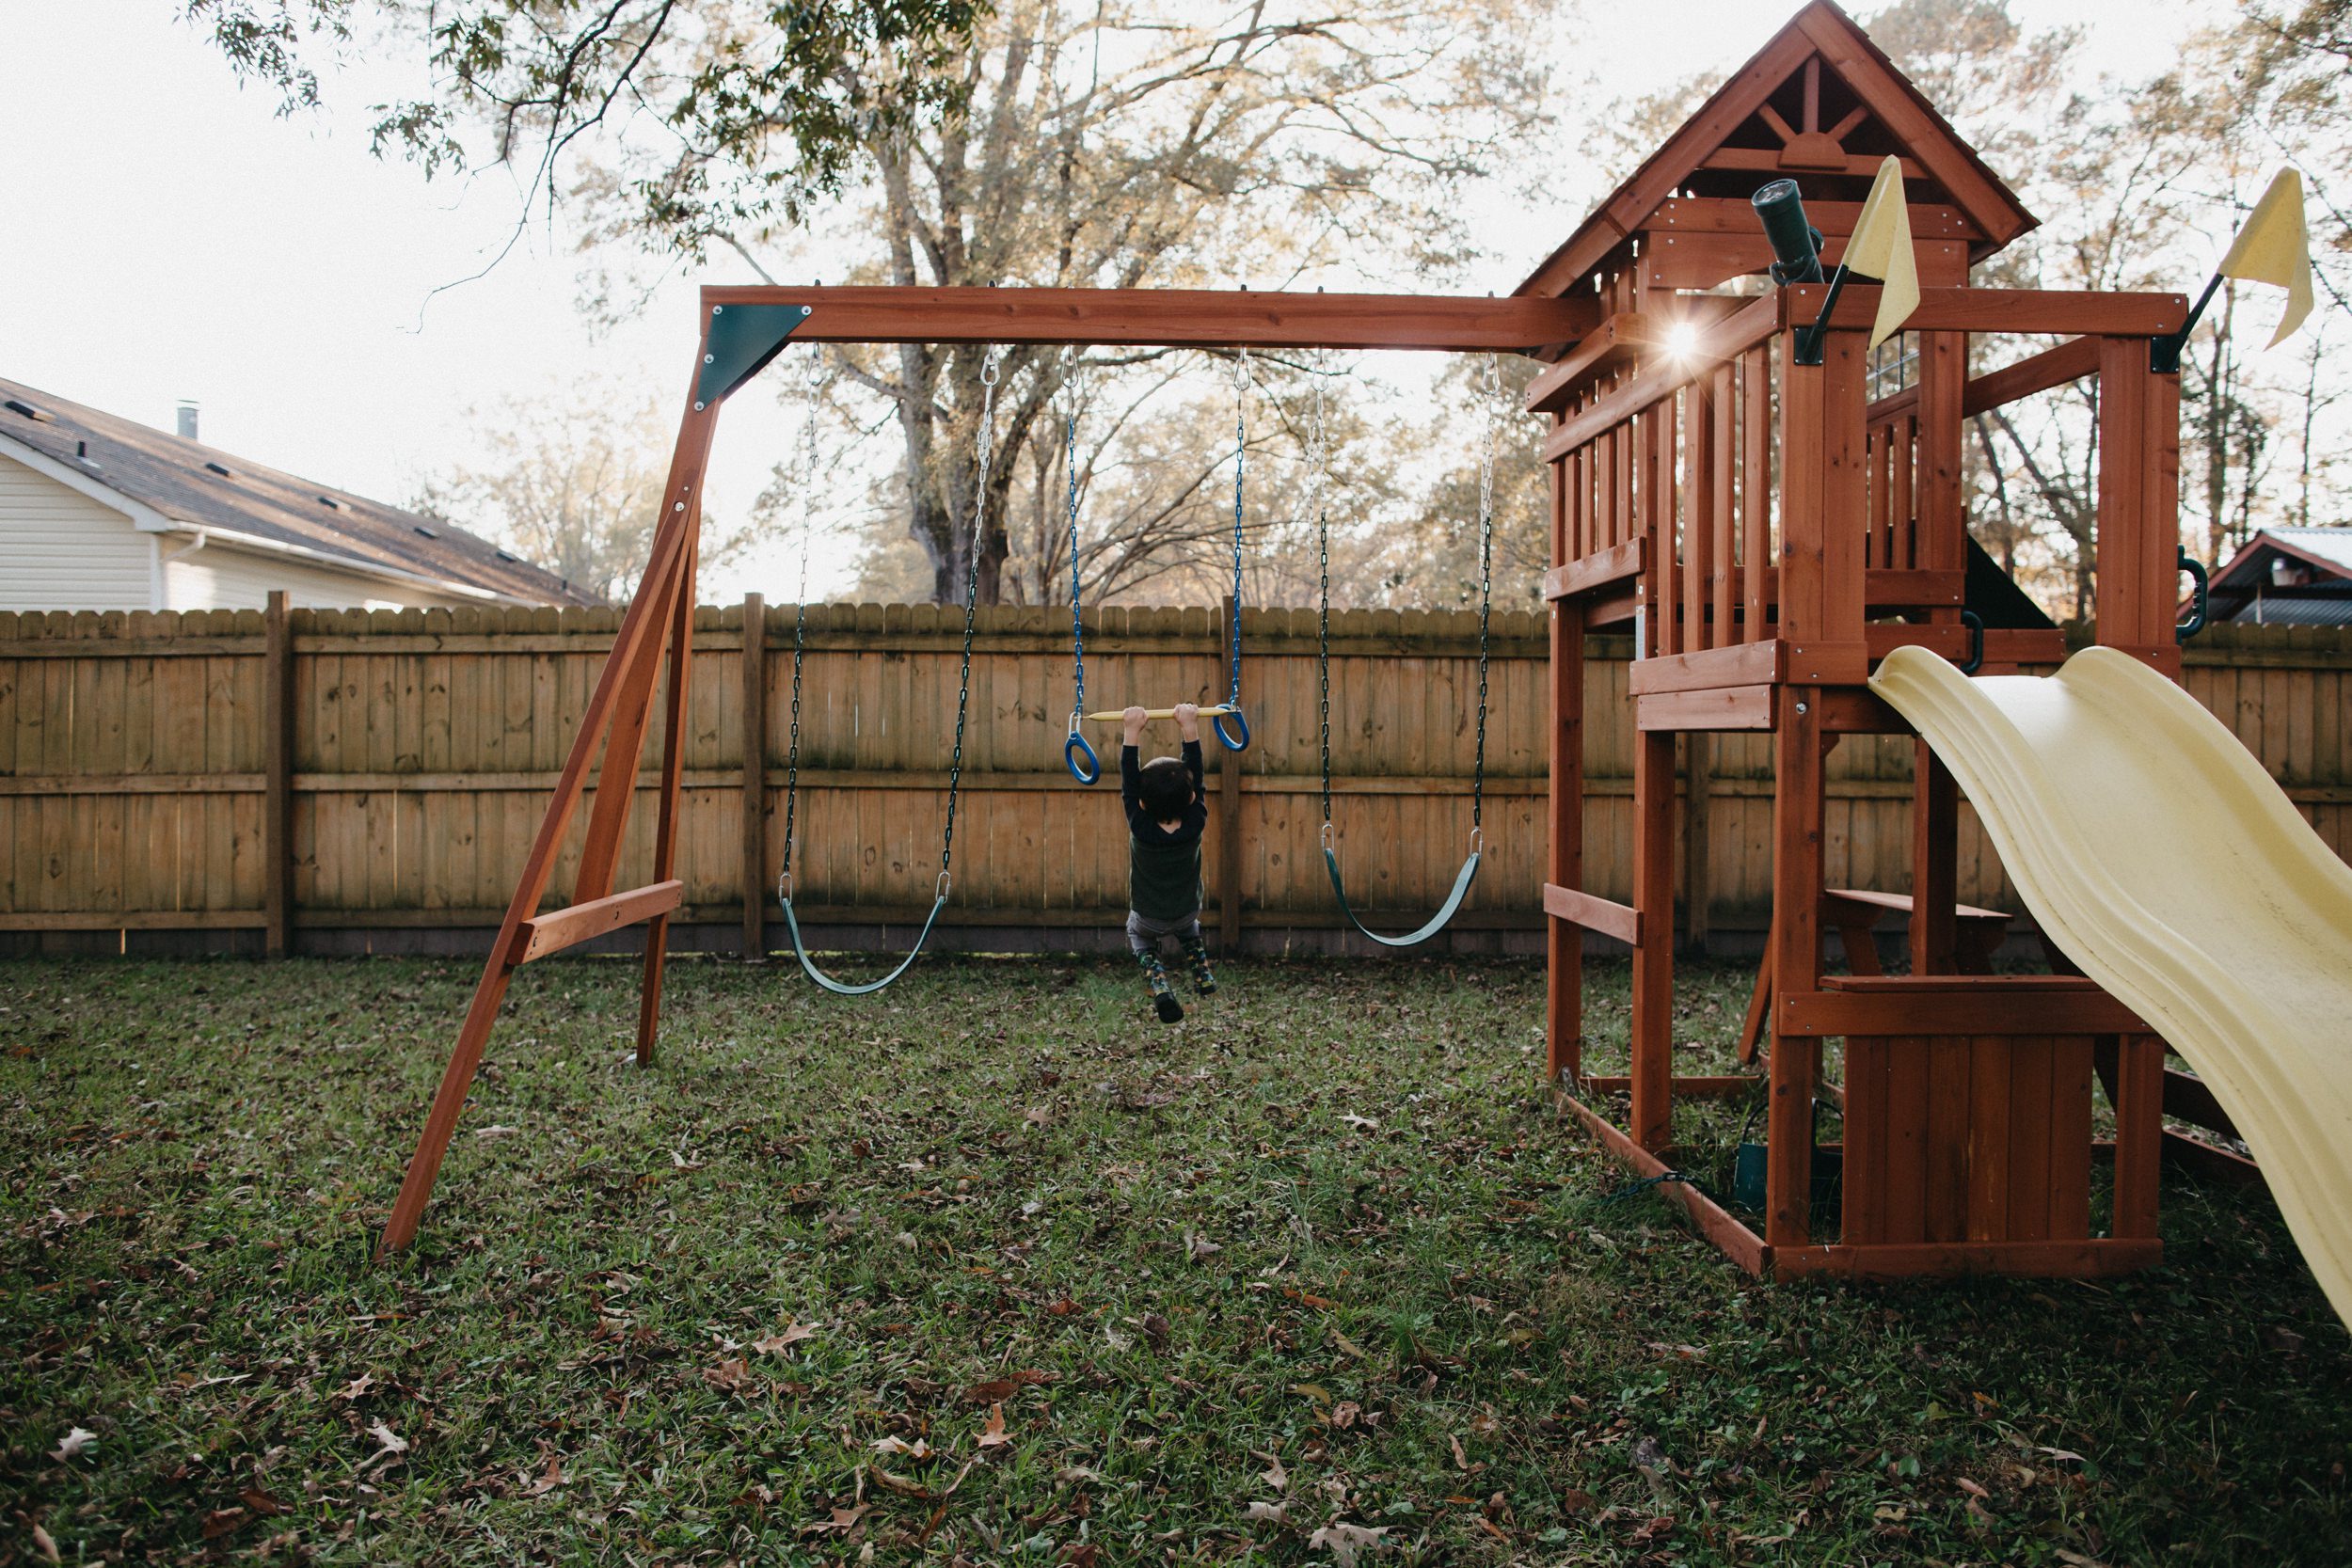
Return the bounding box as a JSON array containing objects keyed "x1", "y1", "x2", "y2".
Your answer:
[{"x1": 176, "y1": 401, "x2": 199, "y2": 441}]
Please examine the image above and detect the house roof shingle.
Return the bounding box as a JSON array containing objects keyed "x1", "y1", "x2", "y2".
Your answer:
[{"x1": 0, "y1": 375, "x2": 599, "y2": 607}]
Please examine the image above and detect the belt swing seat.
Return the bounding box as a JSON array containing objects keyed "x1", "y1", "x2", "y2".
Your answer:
[
  {"x1": 1059, "y1": 346, "x2": 1256, "y2": 784},
  {"x1": 772, "y1": 345, "x2": 1005, "y2": 995},
  {"x1": 1311, "y1": 355, "x2": 1504, "y2": 948}
]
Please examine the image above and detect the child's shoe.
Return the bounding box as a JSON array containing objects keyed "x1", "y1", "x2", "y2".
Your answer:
[{"x1": 1138, "y1": 949, "x2": 1184, "y2": 1022}]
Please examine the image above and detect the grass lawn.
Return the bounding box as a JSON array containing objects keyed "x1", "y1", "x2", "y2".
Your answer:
[{"x1": 4, "y1": 953, "x2": 2348, "y2": 1566}]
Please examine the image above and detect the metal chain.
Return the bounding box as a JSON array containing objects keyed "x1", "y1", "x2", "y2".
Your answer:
[
  {"x1": 1309, "y1": 361, "x2": 1334, "y2": 832},
  {"x1": 1471, "y1": 354, "x2": 1500, "y2": 839},
  {"x1": 1061, "y1": 348, "x2": 1086, "y2": 729},
  {"x1": 1227, "y1": 346, "x2": 1249, "y2": 706},
  {"x1": 778, "y1": 349, "x2": 823, "y2": 905},
  {"x1": 936, "y1": 346, "x2": 1003, "y2": 893}
]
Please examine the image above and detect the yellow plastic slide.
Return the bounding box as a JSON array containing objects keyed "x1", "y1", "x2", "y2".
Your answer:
[{"x1": 1869, "y1": 645, "x2": 2352, "y2": 1323}]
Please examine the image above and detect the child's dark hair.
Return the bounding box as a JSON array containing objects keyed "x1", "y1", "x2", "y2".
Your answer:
[{"x1": 1137, "y1": 755, "x2": 1194, "y2": 818}]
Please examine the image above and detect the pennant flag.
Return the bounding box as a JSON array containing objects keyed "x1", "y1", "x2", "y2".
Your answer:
[
  {"x1": 2218, "y1": 167, "x2": 2316, "y2": 348},
  {"x1": 1841, "y1": 155, "x2": 1921, "y2": 351}
]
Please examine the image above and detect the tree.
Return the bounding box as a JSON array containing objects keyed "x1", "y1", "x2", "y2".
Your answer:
[
  {"x1": 412, "y1": 385, "x2": 727, "y2": 602},
  {"x1": 183, "y1": 0, "x2": 990, "y2": 252}
]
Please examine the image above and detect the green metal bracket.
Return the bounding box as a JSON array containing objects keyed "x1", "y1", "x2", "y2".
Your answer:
[{"x1": 694, "y1": 303, "x2": 814, "y2": 410}]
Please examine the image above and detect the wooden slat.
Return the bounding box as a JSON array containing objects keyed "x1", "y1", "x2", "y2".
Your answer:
[
  {"x1": 1783, "y1": 980, "x2": 2148, "y2": 1037},
  {"x1": 1788, "y1": 283, "x2": 2187, "y2": 338},
  {"x1": 1540, "y1": 293, "x2": 1782, "y2": 462},
  {"x1": 1540, "y1": 538, "x2": 1645, "y2": 601},
  {"x1": 1637, "y1": 686, "x2": 1774, "y2": 732},
  {"x1": 509, "y1": 879, "x2": 687, "y2": 966},
  {"x1": 1524, "y1": 312, "x2": 1652, "y2": 413},
  {"x1": 1963, "y1": 335, "x2": 2100, "y2": 416},
  {"x1": 1543, "y1": 882, "x2": 1639, "y2": 944}
]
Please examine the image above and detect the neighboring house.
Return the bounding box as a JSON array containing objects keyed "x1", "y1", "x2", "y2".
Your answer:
[
  {"x1": 2201, "y1": 527, "x2": 2352, "y2": 626},
  {"x1": 0, "y1": 376, "x2": 598, "y2": 611}
]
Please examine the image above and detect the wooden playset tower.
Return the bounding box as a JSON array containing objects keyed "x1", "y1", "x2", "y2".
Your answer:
[{"x1": 1529, "y1": 2, "x2": 2193, "y2": 1278}]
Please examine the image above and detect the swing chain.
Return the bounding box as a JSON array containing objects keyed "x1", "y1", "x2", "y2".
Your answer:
[
  {"x1": 778, "y1": 347, "x2": 824, "y2": 908},
  {"x1": 939, "y1": 345, "x2": 1003, "y2": 879},
  {"x1": 1310, "y1": 361, "x2": 1334, "y2": 831},
  {"x1": 1471, "y1": 353, "x2": 1500, "y2": 836},
  {"x1": 1227, "y1": 345, "x2": 1249, "y2": 708},
  {"x1": 1062, "y1": 347, "x2": 1086, "y2": 732}
]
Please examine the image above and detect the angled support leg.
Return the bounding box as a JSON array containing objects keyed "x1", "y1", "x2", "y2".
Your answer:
[
  {"x1": 637, "y1": 533, "x2": 700, "y2": 1066},
  {"x1": 377, "y1": 392, "x2": 719, "y2": 1258}
]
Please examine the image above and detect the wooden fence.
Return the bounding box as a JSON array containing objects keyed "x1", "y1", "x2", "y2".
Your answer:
[{"x1": 0, "y1": 604, "x2": 2344, "y2": 958}]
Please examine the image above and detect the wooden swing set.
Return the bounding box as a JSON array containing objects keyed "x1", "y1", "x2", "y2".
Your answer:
[{"x1": 382, "y1": 1, "x2": 2225, "y2": 1280}]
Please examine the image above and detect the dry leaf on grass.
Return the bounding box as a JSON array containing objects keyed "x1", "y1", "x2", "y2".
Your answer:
[
  {"x1": 50, "y1": 1426, "x2": 96, "y2": 1462},
  {"x1": 1253, "y1": 1449, "x2": 1288, "y2": 1491},
  {"x1": 1308, "y1": 1521, "x2": 1390, "y2": 1567},
  {"x1": 29, "y1": 1524, "x2": 59, "y2": 1565},
  {"x1": 751, "y1": 1320, "x2": 819, "y2": 1355},
  {"x1": 1244, "y1": 1501, "x2": 1289, "y2": 1524},
  {"x1": 977, "y1": 1404, "x2": 1010, "y2": 1449},
  {"x1": 872, "y1": 1436, "x2": 935, "y2": 1462}
]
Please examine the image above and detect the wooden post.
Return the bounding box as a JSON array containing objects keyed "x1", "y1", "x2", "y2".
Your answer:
[
  {"x1": 2109, "y1": 1034, "x2": 2165, "y2": 1239},
  {"x1": 1630, "y1": 725, "x2": 1676, "y2": 1150},
  {"x1": 262, "y1": 589, "x2": 294, "y2": 958},
  {"x1": 1683, "y1": 733, "x2": 1711, "y2": 956},
  {"x1": 637, "y1": 541, "x2": 699, "y2": 1067},
  {"x1": 1217, "y1": 595, "x2": 1243, "y2": 952},
  {"x1": 1767, "y1": 686, "x2": 1825, "y2": 1247},
  {"x1": 1911, "y1": 744, "x2": 1959, "y2": 974},
  {"x1": 1546, "y1": 416, "x2": 1584, "y2": 1087},
  {"x1": 739, "y1": 593, "x2": 768, "y2": 960}
]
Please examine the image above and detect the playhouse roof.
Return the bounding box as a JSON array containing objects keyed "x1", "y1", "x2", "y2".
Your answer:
[{"x1": 1516, "y1": 0, "x2": 2037, "y2": 301}]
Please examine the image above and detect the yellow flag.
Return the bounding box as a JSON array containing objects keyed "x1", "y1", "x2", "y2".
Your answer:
[
  {"x1": 1841, "y1": 154, "x2": 1920, "y2": 351},
  {"x1": 2218, "y1": 167, "x2": 2316, "y2": 348}
]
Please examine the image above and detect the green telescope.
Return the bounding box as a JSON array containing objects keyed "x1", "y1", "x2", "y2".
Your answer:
[{"x1": 1751, "y1": 178, "x2": 1824, "y2": 285}]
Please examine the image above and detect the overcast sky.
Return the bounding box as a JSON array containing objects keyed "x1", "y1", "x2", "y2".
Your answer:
[{"x1": 3, "y1": 0, "x2": 2205, "y2": 600}]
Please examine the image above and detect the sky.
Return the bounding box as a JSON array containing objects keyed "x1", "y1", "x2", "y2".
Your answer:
[{"x1": 1, "y1": 0, "x2": 2213, "y2": 600}]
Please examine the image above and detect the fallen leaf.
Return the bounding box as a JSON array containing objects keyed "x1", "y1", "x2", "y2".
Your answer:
[
  {"x1": 1329, "y1": 1401, "x2": 1361, "y2": 1431},
  {"x1": 704, "y1": 1357, "x2": 755, "y2": 1393},
  {"x1": 30, "y1": 1524, "x2": 58, "y2": 1565},
  {"x1": 751, "y1": 1320, "x2": 818, "y2": 1355},
  {"x1": 801, "y1": 1501, "x2": 871, "y2": 1538},
  {"x1": 1244, "y1": 1501, "x2": 1289, "y2": 1524},
  {"x1": 1253, "y1": 1449, "x2": 1289, "y2": 1491},
  {"x1": 1185, "y1": 1229, "x2": 1222, "y2": 1260},
  {"x1": 1449, "y1": 1433, "x2": 1473, "y2": 1472},
  {"x1": 335, "y1": 1373, "x2": 375, "y2": 1402},
  {"x1": 238, "y1": 1488, "x2": 288, "y2": 1516},
  {"x1": 872, "y1": 1436, "x2": 935, "y2": 1462},
  {"x1": 1330, "y1": 1327, "x2": 1367, "y2": 1359},
  {"x1": 51, "y1": 1426, "x2": 96, "y2": 1462},
  {"x1": 2054, "y1": 1552, "x2": 2110, "y2": 1568},
  {"x1": 963, "y1": 1378, "x2": 1017, "y2": 1403},
  {"x1": 520, "y1": 1447, "x2": 564, "y2": 1497},
  {"x1": 977, "y1": 1403, "x2": 1010, "y2": 1449},
  {"x1": 366, "y1": 1422, "x2": 408, "y2": 1458},
  {"x1": 1309, "y1": 1520, "x2": 1390, "y2": 1567},
  {"x1": 870, "y1": 1465, "x2": 933, "y2": 1499},
  {"x1": 1956, "y1": 1477, "x2": 1988, "y2": 1498},
  {"x1": 1341, "y1": 1115, "x2": 1381, "y2": 1131},
  {"x1": 199, "y1": 1508, "x2": 248, "y2": 1541},
  {"x1": 1057, "y1": 1544, "x2": 1099, "y2": 1567}
]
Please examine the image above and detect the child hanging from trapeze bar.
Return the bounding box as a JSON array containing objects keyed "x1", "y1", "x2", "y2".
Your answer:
[{"x1": 1120, "y1": 703, "x2": 1218, "y2": 1022}]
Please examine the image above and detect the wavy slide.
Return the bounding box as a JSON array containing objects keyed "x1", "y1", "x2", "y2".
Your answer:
[{"x1": 1869, "y1": 646, "x2": 2352, "y2": 1323}]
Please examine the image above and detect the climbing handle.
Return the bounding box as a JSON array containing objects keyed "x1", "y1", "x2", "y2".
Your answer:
[
  {"x1": 2176, "y1": 547, "x2": 2210, "y2": 642},
  {"x1": 1212, "y1": 705, "x2": 1251, "y2": 752},
  {"x1": 1084, "y1": 704, "x2": 1238, "y2": 723},
  {"x1": 1063, "y1": 727, "x2": 1101, "y2": 785},
  {"x1": 1958, "y1": 610, "x2": 1985, "y2": 676}
]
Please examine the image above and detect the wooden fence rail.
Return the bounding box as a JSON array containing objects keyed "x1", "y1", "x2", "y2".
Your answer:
[{"x1": 1, "y1": 603, "x2": 2344, "y2": 958}]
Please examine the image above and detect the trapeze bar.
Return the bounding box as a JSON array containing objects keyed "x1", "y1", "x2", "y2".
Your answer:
[{"x1": 1083, "y1": 705, "x2": 1237, "y2": 723}]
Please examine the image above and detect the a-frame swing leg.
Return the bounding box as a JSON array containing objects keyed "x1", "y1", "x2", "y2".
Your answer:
[
  {"x1": 377, "y1": 398, "x2": 718, "y2": 1258},
  {"x1": 636, "y1": 533, "x2": 699, "y2": 1066}
]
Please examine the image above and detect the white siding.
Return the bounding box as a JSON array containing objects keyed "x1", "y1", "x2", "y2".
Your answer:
[
  {"x1": 162, "y1": 543, "x2": 447, "y2": 612},
  {"x1": 0, "y1": 453, "x2": 155, "y2": 610}
]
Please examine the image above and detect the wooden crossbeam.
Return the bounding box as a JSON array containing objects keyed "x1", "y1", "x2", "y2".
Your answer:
[
  {"x1": 1544, "y1": 882, "x2": 1640, "y2": 944},
  {"x1": 702, "y1": 284, "x2": 1598, "y2": 353},
  {"x1": 508, "y1": 881, "x2": 687, "y2": 966}
]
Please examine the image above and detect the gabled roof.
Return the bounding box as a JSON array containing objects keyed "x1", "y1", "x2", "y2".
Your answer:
[
  {"x1": 1517, "y1": 0, "x2": 2037, "y2": 300},
  {"x1": 0, "y1": 375, "x2": 599, "y2": 607},
  {"x1": 2211, "y1": 527, "x2": 2352, "y2": 590}
]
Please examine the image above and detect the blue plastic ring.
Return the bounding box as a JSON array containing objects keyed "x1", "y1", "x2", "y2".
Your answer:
[
  {"x1": 1212, "y1": 707, "x2": 1251, "y2": 752},
  {"x1": 1063, "y1": 730, "x2": 1101, "y2": 784}
]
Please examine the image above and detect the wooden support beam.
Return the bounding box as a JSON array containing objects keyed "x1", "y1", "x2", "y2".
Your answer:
[
  {"x1": 262, "y1": 589, "x2": 294, "y2": 958},
  {"x1": 1772, "y1": 1239, "x2": 2163, "y2": 1278},
  {"x1": 740, "y1": 594, "x2": 769, "y2": 959},
  {"x1": 1637, "y1": 686, "x2": 1774, "y2": 732},
  {"x1": 1767, "y1": 686, "x2": 1824, "y2": 1247},
  {"x1": 1583, "y1": 1074, "x2": 1757, "y2": 1098},
  {"x1": 1785, "y1": 283, "x2": 2188, "y2": 339},
  {"x1": 1545, "y1": 531, "x2": 1584, "y2": 1085},
  {"x1": 1540, "y1": 538, "x2": 1644, "y2": 601},
  {"x1": 1540, "y1": 294, "x2": 1782, "y2": 461},
  {"x1": 637, "y1": 535, "x2": 699, "y2": 1066},
  {"x1": 1781, "y1": 976, "x2": 2150, "y2": 1037},
  {"x1": 1630, "y1": 727, "x2": 1676, "y2": 1149},
  {"x1": 1525, "y1": 312, "x2": 1653, "y2": 414},
  {"x1": 2109, "y1": 1036, "x2": 2166, "y2": 1239},
  {"x1": 1556, "y1": 1091, "x2": 1770, "y2": 1275},
  {"x1": 703, "y1": 284, "x2": 1598, "y2": 352},
  {"x1": 509, "y1": 879, "x2": 688, "y2": 967},
  {"x1": 1684, "y1": 734, "x2": 1712, "y2": 955},
  {"x1": 1963, "y1": 335, "x2": 2100, "y2": 416},
  {"x1": 1544, "y1": 882, "x2": 1639, "y2": 944}
]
